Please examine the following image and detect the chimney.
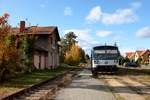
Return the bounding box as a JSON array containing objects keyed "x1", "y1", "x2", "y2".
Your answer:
[{"x1": 20, "y1": 21, "x2": 25, "y2": 33}]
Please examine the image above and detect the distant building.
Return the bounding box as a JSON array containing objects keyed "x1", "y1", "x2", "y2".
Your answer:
[
  {"x1": 126, "y1": 52, "x2": 135, "y2": 61},
  {"x1": 135, "y1": 50, "x2": 150, "y2": 64},
  {"x1": 11, "y1": 21, "x2": 60, "y2": 69},
  {"x1": 126, "y1": 49, "x2": 150, "y2": 64}
]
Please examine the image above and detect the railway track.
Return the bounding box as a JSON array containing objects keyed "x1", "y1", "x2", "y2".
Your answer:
[
  {"x1": 113, "y1": 76, "x2": 150, "y2": 100},
  {"x1": 99, "y1": 75, "x2": 150, "y2": 100},
  {"x1": 128, "y1": 76, "x2": 150, "y2": 87},
  {"x1": 1, "y1": 69, "x2": 81, "y2": 100}
]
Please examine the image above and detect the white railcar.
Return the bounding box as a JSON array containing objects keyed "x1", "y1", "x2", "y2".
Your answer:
[{"x1": 91, "y1": 45, "x2": 120, "y2": 75}]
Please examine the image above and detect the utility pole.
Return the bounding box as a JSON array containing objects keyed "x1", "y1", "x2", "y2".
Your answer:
[{"x1": 114, "y1": 42, "x2": 117, "y2": 46}]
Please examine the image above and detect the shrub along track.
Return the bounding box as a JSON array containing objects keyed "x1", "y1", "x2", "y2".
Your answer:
[
  {"x1": 1, "y1": 68, "x2": 81, "y2": 100},
  {"x1": 98, "y1": 74, "x2": 150, "y2": 100}
]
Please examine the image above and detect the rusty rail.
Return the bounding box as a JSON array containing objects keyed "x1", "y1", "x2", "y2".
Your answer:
[{"x1": 1, "y1": 68, "x2": 79, "y2": 100}]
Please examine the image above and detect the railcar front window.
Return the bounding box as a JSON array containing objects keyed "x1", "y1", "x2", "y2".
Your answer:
[{"x1": 93, "y1": 50, "x2": 118, "y2": 60}]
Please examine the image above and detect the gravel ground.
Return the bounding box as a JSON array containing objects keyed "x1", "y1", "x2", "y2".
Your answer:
[
  {"x1": 141, "y1": 65, "x2": 150, "y2": 69},
  {"x1": 52, "y1": 69, "x2": 115, "y2": 100},
  {"x1": 104, "y1": 75, "x2": 145, "y2": 100},
  {"x1": 52, "y1": 69, "x2": 148, "y2": 100},
  {"x1": 111, "y1": 75, "x2": 150, "y2": 100}
]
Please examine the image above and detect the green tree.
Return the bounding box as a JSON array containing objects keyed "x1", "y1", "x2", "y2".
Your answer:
[
  {"x1": 65, "y1": 32, "x2": 77, "y2": 48},
  {"x1": 118, "y1": 56, "x2": 127, "y2": 65},
  {"x1": 124, "y1": 56, "x2": 130, "y2": 62},
  {"x1": 80, "y1": 48, "x2": 86, "y2": 63},
  {"x1": 61, "y1": 32, "x2": 77, "y2": 52},
  {"x1": 60, "y1": 32, "x2": 77, "y2": 62},
  {"x1": 85, "y1": 54, "x2": 90, "y2": 60}
]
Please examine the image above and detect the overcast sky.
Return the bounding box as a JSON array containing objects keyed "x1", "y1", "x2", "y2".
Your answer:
[{"x1": 0, "y1": 0, "x2": 150, "y2": 55}]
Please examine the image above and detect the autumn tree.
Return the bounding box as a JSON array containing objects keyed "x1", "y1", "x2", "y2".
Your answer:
[
  {"x1": 0, "y1": 13, "x2": 10, "y2": 39},
  {"x1": 64, "y1": 44, "x2": 81, "y2": 65},
  {"x1": 60, "y1": 32, "x2": 77, "y2": 62},
  {"x1": 0, "y1": 13, "x2": 22, "y2": 81},
  {"x1": 61, "y1": 32, "x2": 87, "y2": 65}
]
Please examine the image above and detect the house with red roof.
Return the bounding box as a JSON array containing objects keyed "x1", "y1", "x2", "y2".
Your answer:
[
  {"x1": 135, "y1": 50, "x2": 150, "y2": 64},
  {"x1": 126, "y1": 52, "x2": 135, "y2": 61},
  {"x1": 126, "y1": 50, "x2": 150, "y2": 64},
  {"x1": 11, "y1": 21, "x2": 60, "y2": 69}
]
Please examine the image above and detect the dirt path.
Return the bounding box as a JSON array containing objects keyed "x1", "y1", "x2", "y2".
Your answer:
[
  {"x1": 52, "y1": 69, "x2": 115, "y2": 100},
  {"x1": 52, "y1": 69, "x2": 149, "y2": 100}
]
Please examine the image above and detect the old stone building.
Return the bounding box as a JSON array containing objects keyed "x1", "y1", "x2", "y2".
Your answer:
[{"x1": 12, "y1": 21, "x2": 60, "y2": 69}]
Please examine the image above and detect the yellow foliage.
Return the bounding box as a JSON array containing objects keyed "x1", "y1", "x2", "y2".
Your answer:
[{"x1": 64, "y1": 44, "x2": 81, "y2": 65}]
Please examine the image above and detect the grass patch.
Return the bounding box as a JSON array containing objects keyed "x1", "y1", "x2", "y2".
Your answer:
[{"x1": 0, "y1": 65, "x2": 72, "y2": 98}]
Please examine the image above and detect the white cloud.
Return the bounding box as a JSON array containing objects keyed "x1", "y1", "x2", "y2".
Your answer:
[
  {"x1": 96, "y1": 30, "x2": 112, "y2": 37},
  {"x1": 102, "y1": 8, "x2": 138, "y2": 25},
  {"x1": 64, "y1": 29, "x2": 98, "y2": 44},
  {"x1": 86, "y1": 6, "x2": 102, "y2": 22},
  {"x1": 86, "y1": 2, "x2": 140, "y2": 25},
  {"x1": 136, "y1": 26, "x2": 150, "y2": 38},
  {"x1": 64, "y1": 29, "x2": 99, "y2": 54},
  {"x1": 64, "y1": 7, "x2": 72, "y2": 16}
]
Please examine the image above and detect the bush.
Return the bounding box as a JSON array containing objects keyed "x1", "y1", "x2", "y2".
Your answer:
[
  {"x1": 0, "y1": 43, "x2": 22, "y2": 81},
  {"x1": 118, "y1": 56, "x2": 126, "y2": 65}
]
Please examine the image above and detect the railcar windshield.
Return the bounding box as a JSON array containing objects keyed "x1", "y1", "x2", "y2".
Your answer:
[
  {"x1": 92, "y1": 46, "x2": 119, "y2": 60},
  {"x1": 94, "y1": 53, "x2": 118, "y2": 60}
]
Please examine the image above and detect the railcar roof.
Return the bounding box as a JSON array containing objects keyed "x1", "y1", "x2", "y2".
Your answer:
[{"x1": 93, "y1": 45, "x2": 118, "y2": 50}]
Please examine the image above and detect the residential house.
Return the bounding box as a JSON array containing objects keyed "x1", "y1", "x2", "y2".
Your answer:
[
  {"x1": 126, "y1": 50, "x2": 150, "y2": 64},
  {"x1": 134, "y1": 51, "x2": 143, "y2": 61},
  {"x1": 11, "y1": 21, "x2": 60, "y2": 69},
  {"x1": 135, "y1": 50, "x2": 150, "y2": 64},
  {"x1": 126, "y1": 52, "x2": 135, "y2": 61}
]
